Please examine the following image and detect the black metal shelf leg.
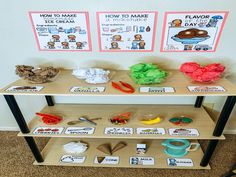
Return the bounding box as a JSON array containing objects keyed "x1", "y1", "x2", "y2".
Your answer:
[
  {"x1": 195, "y1": 96, "x2": 204, "y2": 108},
  {"x1": 200, "y1": 96, "x2": 236, "y2": 167},
  {"x1": 45, "y1": 95, "x2": 54, "y2": 106},
  {"x1": 4, "y1": 95, "x2": 44, "y2": 163}
]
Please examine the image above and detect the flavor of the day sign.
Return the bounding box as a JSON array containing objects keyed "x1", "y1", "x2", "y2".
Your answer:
[
  {"x1": 161, "y1": 11, "x2": 228, "y2": 52},
  {"x1": 29, "y1": 12, "x2": 92, "y2": 51},
  {"x1": 97, "y1": 12, "x2": 157, "y2": 52}
]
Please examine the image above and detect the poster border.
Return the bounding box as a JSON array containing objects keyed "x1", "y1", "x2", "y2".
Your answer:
[
  {"x1": 28, "y1": 11, "x2": 92, "y2": 52},
  {"x1": 160, "y1": 11, "x2": 229, "y2": 53},
  {"x1": 96, "y1": 11, "x2": 158, "y2": 52}
]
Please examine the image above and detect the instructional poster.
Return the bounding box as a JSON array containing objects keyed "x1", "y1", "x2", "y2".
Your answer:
[
  {"x1": 161, "y1": 11, "x2": 228, "y2": 52},
  {"x1": 29, "y1": 11, "x2": 92, "y2": 51},
  {"x1": 97, "y1": 11, "x2": 157, "y2": 52}
]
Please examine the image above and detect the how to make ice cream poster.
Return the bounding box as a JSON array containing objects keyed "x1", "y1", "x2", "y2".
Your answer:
[
  {"x1": 97, "y1": 12, "x2": 157, "y2": 52},
  {"x1": 161, "y1": 12, "x2": 228, "y2": 52},
  {"x1": 29, "y1": 12, "x2": 92, "y2": 51}
]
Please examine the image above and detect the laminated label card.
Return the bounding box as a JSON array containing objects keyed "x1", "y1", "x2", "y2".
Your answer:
[
  {"x1": 136, "y1": 128, "x2": 165, "y2": 135},
  {"x1": 5, "y1": 86, "x2": 44, "y2": 93},
  {"x1": 167, "y1": 158, "x2": 193, "y2": 167},
  {"x1": 33, "y1": 127, "x2": 64, "y2": 135},
  {"x1": 104, "y1": 127, "x2": 133, "y2": 135},
  {"x1": 97, "y1": 11, "x2": 157, "y2": 52},
  {"x1": 169, "y1": 128, "x2": 199, "y2": 137},
  {"x1": 187, "y1": 86, "x2": 226, "y2": 92},
  {"x1": 161, "y1": 11, "x2": 228, "y2": 52},
  {"x1": 29, "y1": 11, "x2": 92, "y2": 51},
  {"x1": 70, "y1": 86, "x2": 106, "y2": 93},
  {"x1": 65, "y1": 127, "x2": 95, "y2": 135},
  {"x1": 60, "y1": 155, "x2": 86, "y2": 164},
  {"x1": 130, "y1": 157, "x2": 155, "y2": 165},
  {"x1": 140, "y1": 87, "x2": 175, "y2": 93},
  {"x1": 94, "y1": 156, "x2": 119, "y2": 165}
]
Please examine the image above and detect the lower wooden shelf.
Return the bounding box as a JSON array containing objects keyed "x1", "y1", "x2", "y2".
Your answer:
[{"x1": 34, "y1": 138, "x2": 210, "y2": 169}]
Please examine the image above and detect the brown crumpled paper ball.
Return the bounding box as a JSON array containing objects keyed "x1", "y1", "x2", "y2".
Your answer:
[{"x1": 15, "y1": 65, "x2": 59, "y2": 83}]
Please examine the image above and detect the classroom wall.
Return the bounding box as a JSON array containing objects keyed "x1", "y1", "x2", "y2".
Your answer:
[{"x1": 0, "y1": 0, "x2": 235, "y2": 132}]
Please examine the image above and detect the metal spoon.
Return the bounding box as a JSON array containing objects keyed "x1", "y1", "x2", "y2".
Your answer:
[{"x1": 79, "y1": 117, "x2": 97, "y2": 125}]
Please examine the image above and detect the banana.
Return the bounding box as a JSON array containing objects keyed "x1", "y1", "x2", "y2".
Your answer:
[{"x1": 140, "y1": 117, "x2": 162, "y2": 125}]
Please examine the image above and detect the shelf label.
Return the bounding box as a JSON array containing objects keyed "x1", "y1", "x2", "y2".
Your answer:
[
  {"x1": 130, "y1": 157, "x2": 155, "y2": 165},
  {"x1": 167, "y1": 158, "x2": 193, "y2": 167},
  {"x1": 60, "y1": 155, "x2": 86, "y2": 164},
  {"x1": 168, "y1": 128, "x2": 199, "y2": 137},
  {"x1": 94, "y1": 156, "x2": 119, "y2": 165},
  {"x1": 136, "y1": 128, "x2": 165, "y2": 135},
  {"x1": 104, "y1": 127, "x2": 133, "y2": 135},
  {"x1": 65, "y1": 127, "x2": 95, "y2": 135},
  {"x1": 187, "y1": 86, "x2": 226, "y2": 92},
  {"x1": 33, "y1": 127, "x2": 64, "y2": 135},
  {"x1": 70, "y1": 86, "x2": 105, "y2": 93},
  {"x1": 140, "y1": 87, "x2": 175, "y2": 93},
  {"x1": 5, "y1": 86, "x2": 44, "y2": 92}
]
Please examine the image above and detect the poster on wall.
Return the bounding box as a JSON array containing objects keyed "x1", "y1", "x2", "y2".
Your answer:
[
  {"x1": 97, "y1": 11, "x2": 157, "y2": 52},
  {"x1": 161, "y1": 11, "x2": 228, "y2": 52},
  {"x1": 29, "y1": 11, "x2": 92, "y2": 51}
]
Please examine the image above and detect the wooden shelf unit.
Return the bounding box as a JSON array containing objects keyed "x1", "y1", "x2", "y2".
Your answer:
[
  {"x1": 18, "y1": 104, "x2": 224, "y2": 140},
  {"x1": 1, "y1": 70, "x2": 236, "y2": 96},
  {"x1": 34, "y1": 138, "x2": 210, "y2": 169}
]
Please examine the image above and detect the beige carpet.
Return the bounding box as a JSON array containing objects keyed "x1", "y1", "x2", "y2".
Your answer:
[{"x1": 0, "y1": 132, "x2": 235, "y2": 177}]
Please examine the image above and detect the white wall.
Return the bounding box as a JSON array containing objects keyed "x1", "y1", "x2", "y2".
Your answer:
[{"x1": 0, "y1": 0, "x2": 235, "y2": 132}]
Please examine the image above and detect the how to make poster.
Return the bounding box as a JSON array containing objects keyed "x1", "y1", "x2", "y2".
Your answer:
[
  {"x1": 161, "y1": 11, "x2": 228, "y2": 52},
  {"x1": 97, "y1": 11, "x2": 157, "y2": 52},
  {"x1": 29, "y1": 11, "x2": 92, "y2": 51}
]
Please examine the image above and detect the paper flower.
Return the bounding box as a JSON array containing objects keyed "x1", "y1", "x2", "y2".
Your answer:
[{"x1": 180, "y1": 62, "x2": 225, "y2": 83}]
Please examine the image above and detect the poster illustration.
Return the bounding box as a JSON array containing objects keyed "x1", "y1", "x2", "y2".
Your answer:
[
  {"x1": 97, "y1": 12, "x2": 157, "y2": 52},
  {"x1": 29, "y1": 11, "x2": 92, "y2": 51},
  {"x1": 161, "y1": 11, "x2": 228, "y2": 52}
]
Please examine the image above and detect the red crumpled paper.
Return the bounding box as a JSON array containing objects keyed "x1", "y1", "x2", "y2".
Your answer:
[{"x1": 180, "y1": 62, "x2": 225, "y2": 82}]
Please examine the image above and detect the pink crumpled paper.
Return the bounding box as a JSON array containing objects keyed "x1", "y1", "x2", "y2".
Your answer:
[{"x1": 180, "y1": 62, "x2": 225, "y2": 83}]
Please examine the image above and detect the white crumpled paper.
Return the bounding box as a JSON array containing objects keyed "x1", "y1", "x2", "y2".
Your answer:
[
  {"x1": 63, "y1": 141, "x2": 88, "y2": 154},
  {"x1": 72, "y1": 68, "x2": 110, "y2": 84}
]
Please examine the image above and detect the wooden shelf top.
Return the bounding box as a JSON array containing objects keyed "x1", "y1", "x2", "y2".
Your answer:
[
  {"x1": 34, "y1": 138, "x2": 210, "y2": 169},
  {"x1": 18, "y1": 104, "x2": 224, "y2": 140},
  {"x1": 1, "y1": 70, "x2": 236, "y2": 96}
]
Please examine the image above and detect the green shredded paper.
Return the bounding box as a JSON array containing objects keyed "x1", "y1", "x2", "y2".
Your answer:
[{"x1": 130, "y1": 63, "x2": 168, "y2": 85}]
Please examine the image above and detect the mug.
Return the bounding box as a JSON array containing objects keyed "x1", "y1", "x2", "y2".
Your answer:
[{"x1": 162, "y1": 139, "x2": 200, "y2": 157}]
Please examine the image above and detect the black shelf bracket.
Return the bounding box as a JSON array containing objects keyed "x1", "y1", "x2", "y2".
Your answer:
[
  {"x1": 200, "y1": 96, "x2": 236, "y2": 167},
  {"x1": 4, "y1": 95, "x2": 44, "y2": 163},
  {"x1": 195, "y1": 96, "x2": 204, "y2": 108},
  {"x1": 45, "y1": 95, "x2": 54, "y2": 106}
]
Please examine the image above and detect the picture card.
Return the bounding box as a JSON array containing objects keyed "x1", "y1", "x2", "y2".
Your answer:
[
  {"x1": 104, "y1": 127, "x2": 133, "y2": 135},
  {"x1": 97, "y1": 11, "x2": 157, "y2": 52},
  {"x1": 5, "y1": 86, "x2": 44, "y2": 93},
  {"x1": 33, "y1": 127, "x2": 64, "y2": 135},
  {"x1": 94, "y1": 156, "x2": 119, "y2": 165},
  {"x1": 136, "y1": 128, "x2": 165, "y2": 135},
  {"x1": 167, "y1": 158, "x2": 193, "y2": 167},
  {"x1": 64, "y1": 127, "x2": 95, "y2": 135},
  {"x1": 187, "y1": 86, "x2": 226, "y2": 92},
  {"x1": 60, "y1": 155, "x2": 86, "y2": 164},
  {"x1": 29, "y1": 11, "x2": 92, "y2": 51},
  {"x1": 168, "y1": 128, "x2": 199, "y2": 137},
  {"x1": 130, "y1": 157, "x2": 155, "y2": 165},
  {"x1": 140, "y1": 87, "x2": 175, "y2": 93},
  {"x1": 70, "y1": 86, "x2": 106, "y2": 93},
  {"x1": 161, "y1": 11, "x2": 228, "y2": 52}
]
